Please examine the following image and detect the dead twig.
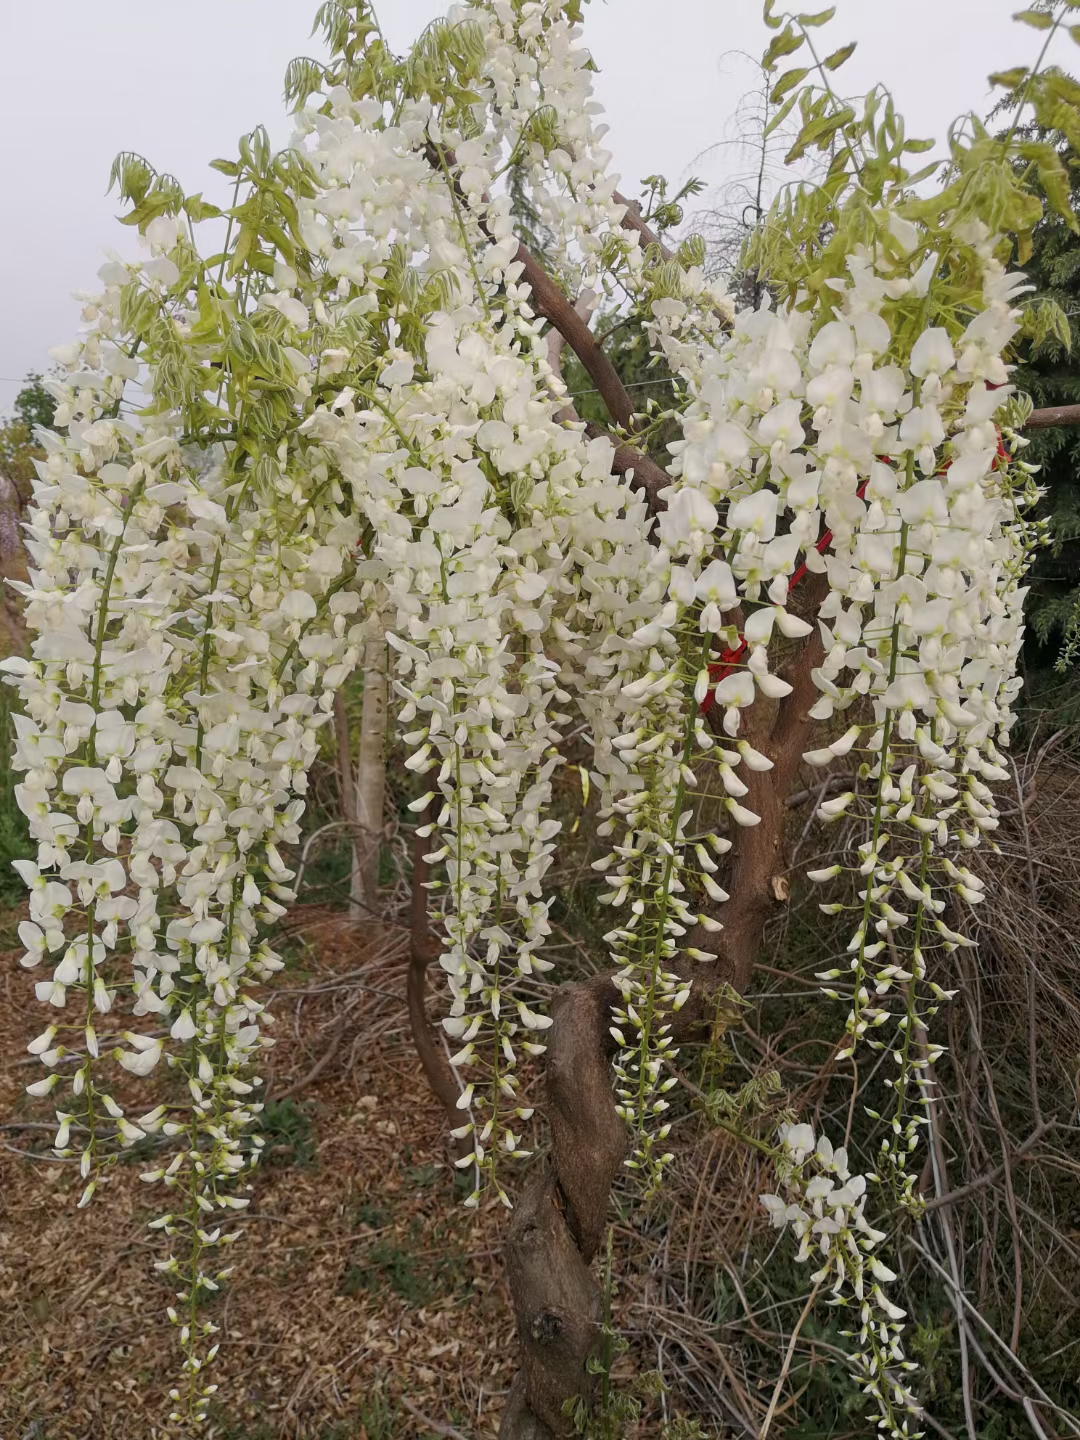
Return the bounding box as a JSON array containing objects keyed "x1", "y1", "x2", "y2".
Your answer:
[
  {"x1": 758, "y1": 1282, "x2": 821, "y2": 1439},
  {"x1": 270, "y1": 1011, "x2": 348, "y2": 1104},
  {"x1": 922, "y1": 1122, "x2": 1056, "y2": 1211},
  {"x1": 399, "y1": 1395, "x2": 471, "y2": 1440}
]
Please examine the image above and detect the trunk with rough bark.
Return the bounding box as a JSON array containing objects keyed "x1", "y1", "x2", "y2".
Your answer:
[{"x1": 497, "y1": 583, "x2": 827, "y2": 1438}]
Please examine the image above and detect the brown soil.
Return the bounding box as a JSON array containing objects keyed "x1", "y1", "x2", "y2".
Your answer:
[{"x1": 0, "y1": 907, "x2": 523, "y2": 1440}]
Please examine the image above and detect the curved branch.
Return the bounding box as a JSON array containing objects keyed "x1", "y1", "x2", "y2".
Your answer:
[
  {"x1": 424, "y1": 141, "x2": 636, "y2": 433},
  {"x1": 514, "y1": 245, "x2": 635, "y2": 431},
  {"x1": 1026, "y1": 403, "x2": 1080, "y2": 429}
]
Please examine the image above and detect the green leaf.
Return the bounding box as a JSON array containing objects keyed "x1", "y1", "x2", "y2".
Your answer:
[
  {"x1": 228, "y1": 227, "x2": 257, "y2": 278},
  {"x1": 823, "y1": 41, "x2": 856, "y2": 70},
  {"x1": 763, "y1": 25, "x2": 805, "y2": 71},
  {"x1": 1019, "y1": 140, "x2": 1079, "y2": 232},
  {"x1": 771, "y1": 67, "x2": 809, "y2": 102},
  {"x1": 797, "y1": 7, "x2": 836, "y2": 23},
  {"x1": 763, "y1": 0, "x2": 784, "y2": 31},
  {"x1": 1013, "y1": 8, "x2": 1055, "y2": 27},
  {"x1": 765, "y1": 91, "x2": 801, "y2": 138},
  {"x1": 248, "y1": 251, "x2": 276, "y2": 278},
  {"x1": 119, "y1": 285, "x2": 159, "y2": 338},
  {"x1": 1044, "y1": 70, "x2": 1080, "y2": 105},
  {"x1": 210, "y1": 158, "x2": 240, "y2": 178},
  {"x1": 283, "y1": 56, "x2": 327, "y2": 110},
  {"x1": 903, "y1": 137, "x2": 935, "y2": 154},
  {"x1": 260, "y1": 221, "x2": 297, "y2": 265},
  {"x1": 1070, "y1": 23, "x2": 1080, "y2": 40},
  {"x1": 117, "y1": 193, "x2": 171, "y2": 229},
  {"x1": 184, "y1": 194, "x2": 223, "y2": 224},
  {"x1": 989, "y1": 66, "x2": 1029, "y2": 89},
  {"x1": 108, "y1": 151, "x2": 156, "y2": 206},
  {"x1": 785, "y1": 106, "x2": 856, "y2": 162}
]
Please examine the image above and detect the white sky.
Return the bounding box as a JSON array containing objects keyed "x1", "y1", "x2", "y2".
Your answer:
[{"x1": 0, "y1": 1, "x2": 1068, "y2": 412}]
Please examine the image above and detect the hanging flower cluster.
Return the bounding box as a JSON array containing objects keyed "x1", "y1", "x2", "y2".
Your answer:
[
  {"x1": 654, "y1": 195, "x2": 1040, "y2": 1440},
  {"x1": 9, "y1": 216, "x2": 365, "y2": 1416},
  {"x1": 286, "y1": 0, "x2": 666, "y2": 1200},
  {"x1": 761, "y1": 1121, "x2": 921, "y2": 1435},
  {"x1": 6, "y1": 0, "x2": 1067, "y2": 1427}
]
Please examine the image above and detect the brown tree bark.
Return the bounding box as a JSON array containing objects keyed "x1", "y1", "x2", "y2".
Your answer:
[
  {"x1": 1026, "y1": 402, "x2": 1080, "y2": 429},
  {"x1": 498, "y1": 583, "x2": 828, "y2": 1438}
]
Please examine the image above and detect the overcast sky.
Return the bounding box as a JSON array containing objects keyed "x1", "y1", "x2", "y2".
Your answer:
[{"x1": 0, "y1": 1, "x2": 1067, "y2": 412}]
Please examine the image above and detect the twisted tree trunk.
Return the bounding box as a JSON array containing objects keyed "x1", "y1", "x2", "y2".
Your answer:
[{"x1": 498, "y1": 583, "x2": 828, "y2": 1438}]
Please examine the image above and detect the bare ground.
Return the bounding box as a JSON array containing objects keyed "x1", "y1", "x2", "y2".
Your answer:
[{"x1": 0, "y1": 908, "x2": 532, "y2": 1440}]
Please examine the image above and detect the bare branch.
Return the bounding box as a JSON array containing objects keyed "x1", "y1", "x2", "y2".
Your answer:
[{"x1": 1026, "y1": 403, "x2": 1080, "y2": 429}]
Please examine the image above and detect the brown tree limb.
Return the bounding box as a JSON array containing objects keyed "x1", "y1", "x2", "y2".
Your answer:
[
  {"x1": 501, "y1": 599, "x2": 831, "y2": 1439},
  {"x1": 513, "y1": 244, "x2": 635, "y2": 431},
  {"x1": 423, "y1": 143, "x2": 685, "y2": 530},
  {"x1": 1026, "y1": 403, "x2": 1080, "y2": 429},
  {"x1": 425, "y1": 141, "x2": 635, "y2": 432}
]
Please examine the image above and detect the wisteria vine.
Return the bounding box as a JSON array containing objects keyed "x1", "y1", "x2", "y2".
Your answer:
[{"x1": 7, "y1": 0, "x2": 1078, "y2": 1431}]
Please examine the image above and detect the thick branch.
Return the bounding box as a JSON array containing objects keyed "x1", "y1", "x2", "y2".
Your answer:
[
  {"x1": 513, "y1": 244, "x2": 634, "y2": 430},
  {"x1": 1026, "y1": 403, "x2": 1080, "y2": 429}
]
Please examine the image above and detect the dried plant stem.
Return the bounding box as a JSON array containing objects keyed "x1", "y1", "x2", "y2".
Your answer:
[{"x1": 758, "y1": 1282, "x2": 821, "y2": 1439}]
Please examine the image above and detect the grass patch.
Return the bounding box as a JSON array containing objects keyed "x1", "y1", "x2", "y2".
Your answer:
[
  {"x1": 340, "y1": 1218, "x2": 472, "y2": 1307},
  {"x1": 256, "y1": 1098, "x2": 315, "y2": 1168}
]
